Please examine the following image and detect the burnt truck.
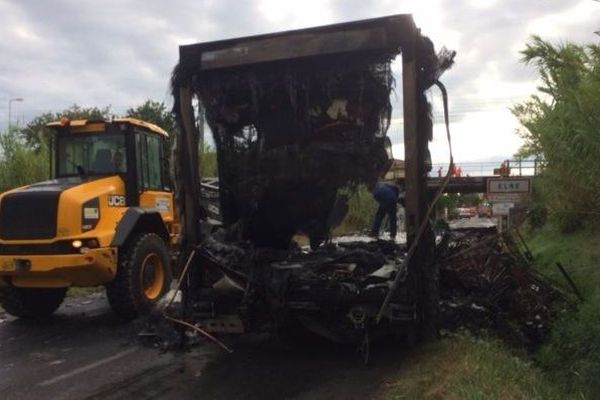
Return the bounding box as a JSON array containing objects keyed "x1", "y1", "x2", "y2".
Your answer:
[{"x1": 166, "y1": 14, "x2": 455, "y2": 348}]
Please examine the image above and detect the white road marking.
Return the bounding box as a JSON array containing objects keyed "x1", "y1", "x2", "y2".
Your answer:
[{"x1": 39, "y1": 348, "x2": 137, "y2": 387}]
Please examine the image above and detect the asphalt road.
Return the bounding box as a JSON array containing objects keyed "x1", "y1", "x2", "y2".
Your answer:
[{"x1": 0, "y1": 294, "x2": 408, "y2": 400}]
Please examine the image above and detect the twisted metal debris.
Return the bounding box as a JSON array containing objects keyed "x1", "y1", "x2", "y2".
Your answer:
[{"x1": 437, "y1": 225, "x2": 575, "y2": 348}]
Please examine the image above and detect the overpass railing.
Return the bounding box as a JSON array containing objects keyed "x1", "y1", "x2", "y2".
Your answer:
[{"x1": 430, "y1": 159, "x2": 544, "y2": 178}]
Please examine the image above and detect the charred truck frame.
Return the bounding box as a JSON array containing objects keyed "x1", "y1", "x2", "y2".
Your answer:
[{"x1": 169, "y1": 15, "x2": 453, "y2": 346}]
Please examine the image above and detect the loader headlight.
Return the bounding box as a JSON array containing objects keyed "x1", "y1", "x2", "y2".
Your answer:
[{"x1": 72, "y1": 240, "x2": 83, "y2": 248}]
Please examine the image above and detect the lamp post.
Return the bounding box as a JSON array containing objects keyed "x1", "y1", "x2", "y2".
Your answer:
[{"x1": 8, "y1": 98, "x2": 24, "y2": 130}]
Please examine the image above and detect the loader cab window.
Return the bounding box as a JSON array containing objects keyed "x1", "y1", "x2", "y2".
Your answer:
[
  {"x1": 135, "y1": 131, "x2": 167, "y2": 191},
  {"x1": 56, "y1": 133, "x2": 127, "y2": 177}
]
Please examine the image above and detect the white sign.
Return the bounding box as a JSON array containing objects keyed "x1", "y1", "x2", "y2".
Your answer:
[
  {"x1": 487, "y1": 193, "x2": 528, "y2": 203},
  {"x1": 487, "y1": 178, "x2": 531, "y2": 194},
  {"x1": 155, "y1": 197, "x2": 170, "y2": 212},
  {"x1": 83, "y1": 207, "x2": 99, "y2": 219},
  {"x1": 492, "y1": 202, "x2": 514, "y2": 216}
]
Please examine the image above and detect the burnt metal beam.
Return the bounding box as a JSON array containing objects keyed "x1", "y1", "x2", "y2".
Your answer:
[{"x1": 179, "y1": 14, "x2": 416, "y2": 70}]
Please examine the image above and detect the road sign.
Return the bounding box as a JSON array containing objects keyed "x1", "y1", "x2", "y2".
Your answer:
[
  {"x1": 487, "y1": 193, "x2": 528, "y2": 203},
  {"x1": 492, "y1": 202, "x2": 514, "y2": 216},
  {"x1": 487, "y1": 178, "x2": 531, "y2": 194}
]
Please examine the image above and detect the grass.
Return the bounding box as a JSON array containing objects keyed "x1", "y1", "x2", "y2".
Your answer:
[
  {"x1": 67, "y1": 286, "x2": 104, "y2": 298},
  {"x1": 524, "y1": 224, "x2": 600, "y2": 399},
  {"x1": 525, "y1": 224, "x2": 600, "y2": 296},
  {"x1": 381, "y1": 333, "x2": 562, "y2": 400}
]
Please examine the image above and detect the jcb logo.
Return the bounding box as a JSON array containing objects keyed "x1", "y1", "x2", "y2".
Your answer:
[{"x1": 108, "y1": 195, "x2": 126, "y2": 207}]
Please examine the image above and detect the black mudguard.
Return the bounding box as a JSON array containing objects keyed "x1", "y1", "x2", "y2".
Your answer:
[{"x1": 111, "y1": 207, "x2": 170, "y2": 247}]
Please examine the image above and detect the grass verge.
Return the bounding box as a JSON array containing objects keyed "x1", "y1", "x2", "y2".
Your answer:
[
  {"x1": 381, "y1": 333, "x2": 562, "y2": 400},
  {"x1": 525, "y1": 225, "x2": 600, "y2": 399}
]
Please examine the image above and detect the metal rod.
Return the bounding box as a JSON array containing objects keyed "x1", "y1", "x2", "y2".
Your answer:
[
  {"x1": 8, "y1": 98, "x2": 23, "y2": 130},
  {"x1": 555, "y1": 262, "x2": 584, "y2": 301}
]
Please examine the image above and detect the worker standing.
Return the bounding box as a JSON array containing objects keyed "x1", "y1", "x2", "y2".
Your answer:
[{"x1": 370, "y1": 182, "x2": 401, "y2": 240}]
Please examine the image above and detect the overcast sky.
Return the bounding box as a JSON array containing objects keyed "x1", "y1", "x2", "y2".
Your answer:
[{"x1": 1, "y1": 0, "x2": 599, "y2": 165}]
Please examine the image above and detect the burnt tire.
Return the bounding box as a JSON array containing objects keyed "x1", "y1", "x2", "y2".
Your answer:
[
  {"x1": 0, "y1": 286, "x2": 67, "y2": 318},
  {"x1": 106, "y1": 233, "x2": 172, "y2": 320}
]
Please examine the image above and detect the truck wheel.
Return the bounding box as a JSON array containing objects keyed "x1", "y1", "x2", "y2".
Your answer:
[
  {"x1": 0, "y1": 286, "x2": 67, "y2": 318},
  {"x1": 106, "y1": 233, "x2": 172, "y2": 320}
]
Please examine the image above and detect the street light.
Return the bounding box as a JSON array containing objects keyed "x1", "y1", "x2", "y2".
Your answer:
[{"x1": 8, "y1": 98, "x2": 24, "y2": 130}]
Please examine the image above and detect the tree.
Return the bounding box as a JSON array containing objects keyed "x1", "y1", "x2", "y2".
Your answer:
[
  {"x1": 125, "y1": 100, "x2": 176, "y2": 135},
  {"x1": 513, "y1": 36, "x2": 600, "y2": 230},
  {"x1": 0, "y1": 129, "x2": 49, "y2": 191},
  {"x1": 19, "y1": 104, "x2": 111, "y2": 150}
]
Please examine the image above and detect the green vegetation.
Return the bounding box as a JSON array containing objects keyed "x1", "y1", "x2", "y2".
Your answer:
[
  {"x1": 0, "y1": 129, "x2": 49, "y2": 191},
  {"x1": 126, "y1": 100, "x2": 176, "y2": 136},
  {"x1": 526, "y1": 225, "x2": 600, "y2": 399},
  {"x1": 67, "y1": 286, "x2": 103, "y2": 298},
  {"x1": 513, "y1": 37, "x2": 600, "y2": 232},
  {"x1": 335, "y1": 185, "x2": 377, "y2": 234},
  {"x1": 20, "y1": 104, "x2": 111, "y2": 150},
  {"x1": 511, "y1": 36, "x2": 600, "y2": 397},
  {"x1": 382, "y1": 333, "x2": 562, "y2": 400}
]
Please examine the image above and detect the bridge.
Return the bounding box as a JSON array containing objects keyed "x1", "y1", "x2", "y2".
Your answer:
[
  {"x1": 386, "y1": 159, "x2": 542, "y2": 194},
  {"x1": 202, "y1": 159, "x2": 542, "y2": 198}
]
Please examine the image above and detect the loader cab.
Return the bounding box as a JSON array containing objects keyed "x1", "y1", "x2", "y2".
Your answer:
[{"x1": 48, "y1": 118, "x2": 171, "y2": 206}]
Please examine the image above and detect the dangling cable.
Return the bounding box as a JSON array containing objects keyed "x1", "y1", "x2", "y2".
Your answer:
[{"x1": 162, "y1": 249, "x2": 234, "y2": 353}]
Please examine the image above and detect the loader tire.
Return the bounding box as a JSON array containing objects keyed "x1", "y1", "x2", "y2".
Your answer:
[
  {"x1": 0, "y1": 286, "x2": 67, "y2": 318},
  {"x1": 107, "y1": 233, "x2": 172, "y2": 320}
]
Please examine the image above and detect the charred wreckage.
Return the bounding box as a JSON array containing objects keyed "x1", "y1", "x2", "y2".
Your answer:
[{"x1": 153, "y1": 15, "x2": 569, "y2": 352}]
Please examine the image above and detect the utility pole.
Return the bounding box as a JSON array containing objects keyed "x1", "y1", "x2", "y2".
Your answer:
[
  {"x1": 8, "y1": 98, "x2": 24, "y2": 130},
  {"x1": 595, "y1": 1, "x2": 599, "y2": 36}
]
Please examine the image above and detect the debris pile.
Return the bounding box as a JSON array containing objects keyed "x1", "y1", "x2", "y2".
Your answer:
[
  {"x1": 185, "y1": 238, "x2": 409, "y2": 343},
  {"x1": 437, "y1": 225, "x2": 574, "y2": 348}
]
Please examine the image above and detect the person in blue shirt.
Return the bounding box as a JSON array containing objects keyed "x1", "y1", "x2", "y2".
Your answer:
[{"x1": 371, "y1": 182, "x2": 401, "y2": 239}]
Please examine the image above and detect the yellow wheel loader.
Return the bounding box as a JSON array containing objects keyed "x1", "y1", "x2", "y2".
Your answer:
[{"x1": 0, "y1": 118, "x2": 178, "y2": 319}]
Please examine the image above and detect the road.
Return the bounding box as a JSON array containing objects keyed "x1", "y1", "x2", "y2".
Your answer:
[{"x1": 0, "y1": 294, "x2": 408, "y2": 400}]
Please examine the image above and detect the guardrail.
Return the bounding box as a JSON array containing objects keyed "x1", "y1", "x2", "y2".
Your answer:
[{"x1": 430, "y1": 159, "x2": 544, "y2": 178}]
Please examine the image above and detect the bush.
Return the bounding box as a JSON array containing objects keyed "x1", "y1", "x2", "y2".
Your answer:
[{"x1": 513, "y1": 38, "x2": 600, "y2": 232}]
